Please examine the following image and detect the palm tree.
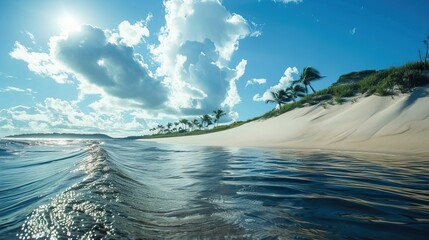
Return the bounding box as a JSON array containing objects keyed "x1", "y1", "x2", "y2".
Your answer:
[
  {"x1": 293, "y1": 66, "x2": 324, "y2": 94},
  {"x1": 166, "y1": 122, "x2": 173, "y2": 133},
  {"x1": 286, "y1": 84, "x2": 306, "y2": 102},
  {"x1": 179, "y1": 119, "x2": 189, "y2": 131},
  {"x1": 266, "y1": 89, "x2": 292, "y2": 108},
  {"x1": 192, "y1": 119, "x2": 199, "y2": 131},
  {"x1": 423, "y1": 37, "x2": 429, "y2": 68},
  {"x1": 157, "y1": 125, "x2": 164, "y2": 134},
  {"x1": 213, "y1": 109, "x2": 226, "y2": 127},
  {"x1": 187, "y1": 122, "x2": 193, "y2": 131},
  {"x1": 200, "y1": 114, "x2": 213, "y2": 129}
]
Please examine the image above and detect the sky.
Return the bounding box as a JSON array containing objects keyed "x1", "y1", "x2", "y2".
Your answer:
[{"x1": 1, "y1": 0, "x2": 428, "y2": 137}]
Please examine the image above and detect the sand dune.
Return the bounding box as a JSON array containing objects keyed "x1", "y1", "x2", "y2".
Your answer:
[{"x1": 145, "y1": 86, "x2": 429, "y2": 156}]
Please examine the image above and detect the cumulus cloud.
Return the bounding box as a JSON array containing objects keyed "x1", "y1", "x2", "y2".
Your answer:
[
  {"x1": 253, "y1": 67, "x2": 298, "y2": 102},
  {"x1": 8, "y1": 0, "x2": 254, "y2": 132},
  {"x1": 51, "y1": 24, "x2": 168, "y2": 109},
  {"x1": 151, "y1": 0, "x2": 253, "y2": 120},
  {"x1": 221, "y1": 59, "x2": 247, "y2": 120},
  {"x1": 245, "y1": 78, "x2": 266, "y2": 87},
  {"x1": 9, "y1": 42, "x2": 70, "y2": 84},
  {"x1": 118, "y1": 20, "x2": 150, "y2": 46},
  {"x1": 153, "y1": 0, "x2": 250, "y2": 62},
  {"x1": 273, "y1": 0, "x2": 303, "y2": 4},
  {"x1": 11, "y1": 19, "x2": 168, "y2": 109},
  {"x1": 11, "y1": 1, "x2": 252, "y2": 118},
  {"x1": 0, "y1": 98, "x2": 148, "y2": 136},
  {"x1": 0, "y1": 117, "x2": 14, "y2": 130}
]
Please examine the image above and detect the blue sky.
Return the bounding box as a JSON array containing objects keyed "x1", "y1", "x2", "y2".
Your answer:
[{"x1": 1, "y1": 0, "x2": 428, "y2": 137}]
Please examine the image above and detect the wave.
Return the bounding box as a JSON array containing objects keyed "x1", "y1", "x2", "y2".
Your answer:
[
  {"x1": 1, "y1": 140, "x2": 428, "y2": 239},
  {"x1": 16, "y1": 142, "x2": 119, "y2": 239}
]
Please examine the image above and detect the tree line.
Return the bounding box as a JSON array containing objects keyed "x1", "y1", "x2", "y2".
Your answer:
[{"x1": 149, "y1": 109, "x2": 227, "y2": 135}]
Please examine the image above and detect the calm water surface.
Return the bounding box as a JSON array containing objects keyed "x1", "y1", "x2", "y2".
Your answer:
[{"x1": 0, "y1": 139, "x2": 428, "y2": 239}]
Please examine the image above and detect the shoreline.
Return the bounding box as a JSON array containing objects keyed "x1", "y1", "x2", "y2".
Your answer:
[{"x1": 143, "y1": 86, "x2": 429, "y2": 157}]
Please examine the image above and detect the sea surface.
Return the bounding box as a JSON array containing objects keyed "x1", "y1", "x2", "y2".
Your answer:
[{"x1": 0, "y1": 139, "x2": 428, "y2": 239}]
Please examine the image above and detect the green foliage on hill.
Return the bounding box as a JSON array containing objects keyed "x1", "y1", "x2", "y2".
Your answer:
[
  {"x1": 333, "y1": 70, "x2": 376, "y2": 86},
  {"x1": 140, "y1": 61, "x2": 429, "y2": 138},
  {"x1": 359, "y1": 62, "x2": 427, "y2": 95},
  {"x1": 261, "y1": 62, "x2": 429, "y2": 119}
]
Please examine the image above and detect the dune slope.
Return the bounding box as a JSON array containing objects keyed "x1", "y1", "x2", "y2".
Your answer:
[{"x1": 145, "y1": 86, "x2": 429, "y2": 156}]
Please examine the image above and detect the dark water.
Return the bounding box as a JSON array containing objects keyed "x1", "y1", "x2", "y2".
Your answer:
[{"x1": 0, "y1": 139, "x2": 428, "y2": 239}]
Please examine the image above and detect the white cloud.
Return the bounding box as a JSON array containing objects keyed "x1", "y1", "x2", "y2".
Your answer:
[
  {"x1": 0, "y1": 98, "x2": 148, "y2": 137},
  {"x1": 9, "y1": 42, "x2": 70, "y2": 84},
  {"x1": 153, "y1": 0, "x2": 250, "y2": 62},
  {"x1": 274, "y1": 0, "x2": 303, "y2": 4},
  {"x1": 9, "y1": 107, "x2": 50, "y2": 122},
  {"x1": 11, "y1": 19, "x2": 167, "y2": 109},
  {"x1": 0, "y1": 86, "x2": 34, "y2": 94},
  {"x1": 8, "y1": 0, "x2": 253, "y2": 133},
  {"x1": 118, "y1": 20, "x2": 150, "y2": 46},
  {"x1": 50, "y1": 24, "x2": 168, "y2": 109},
  {"x1": 0, "y1": 117, "x2": 15, "y2": 130},
  {"x1": 151, "y1": 0, "x2": 252, "y2": 119},
  {"x1": 0, "y1": 72, "x2": 16, "y2": 79},
  {"x1": 245, "y1": 78, "x2": 266, "y2": 87},
  {"x1": 221, "y1": 59, "x2": 247, "y2": 121},
  {"x1": 350, "y1": 27, "x2": 357, "y2": 35},
  {"x1": 24, "y1": 31, "x2": 36, "y2": 45},
  {"x1": 253, "y1": 67, "x2": 298, "y2": 102}
]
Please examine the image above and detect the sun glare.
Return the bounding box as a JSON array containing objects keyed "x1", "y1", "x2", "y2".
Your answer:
[{"x1": 59, "y1": 14, "x2": 81, "y2": 32}]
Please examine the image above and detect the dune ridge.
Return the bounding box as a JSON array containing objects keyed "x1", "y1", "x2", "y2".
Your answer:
[{"x1": 145, "y1": 86, "x2": 429, "y2": 156}]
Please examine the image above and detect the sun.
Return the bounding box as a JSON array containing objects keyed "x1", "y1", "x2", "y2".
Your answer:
[{"x1": 59, "y1": 14, "x2": 81, "y2": 32}]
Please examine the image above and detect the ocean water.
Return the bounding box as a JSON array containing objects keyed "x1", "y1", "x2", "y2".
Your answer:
[{"x1": 0, "y1": 139, "x2": 428, "y2": 239}]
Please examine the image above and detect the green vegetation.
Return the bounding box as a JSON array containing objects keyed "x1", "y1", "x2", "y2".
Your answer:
[
  {"x1": 286, "y1": 84, "x2": 306, "y2": 102},
  {"x1": 265, "y1": 89, "x2": 292, "y2": 108},
  {"x1": 200, "y1": 114, "x2": 213, "y2": 129},
  {"x1": 262, "y1": 61, "x2": 429, "y2": 119},
  {"x1": 332, "y1": 70, "x2": 376, "y2": 86},
  {"x1": 358, "y1": 62, "x2": 427, "y2": 95},
  {"x1": 134, "y1": 108, "x2": 233, "y2": 139},
  {"x1": 136, "y1": 121, "x2": 248, "y2": 139},
  {"x1": 292, "y1": 66, "x2": 325, "y2": 94},
  {"x1": 213, "y1": 109, "x2": 226, "y2": 127},
  {"x1": 139, "y1": 51, "x2": 429, "y2": 139}
]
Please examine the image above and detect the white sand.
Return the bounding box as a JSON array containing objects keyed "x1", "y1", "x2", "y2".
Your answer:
[{"x1": 144, "y1": 86, "x2": 429, "y2": 156}]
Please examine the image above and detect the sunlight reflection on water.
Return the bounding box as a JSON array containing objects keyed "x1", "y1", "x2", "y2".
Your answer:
[{"x1": 0, "y1": 139, "x2": 428, "y2": 239}]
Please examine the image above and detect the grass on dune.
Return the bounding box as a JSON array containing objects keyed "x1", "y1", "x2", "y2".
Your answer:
[
  {"x1": 261, "y1": 62, "x2": 428, "y2": 119},
  {"x1": 139, "y1": 61, "x2": 429, "y2": 138}
]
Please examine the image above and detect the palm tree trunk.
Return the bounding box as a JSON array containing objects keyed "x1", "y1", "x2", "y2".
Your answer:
[
  {"x1": 419, "y1": 50, "x2": 423, "y2": 64},
  {"x1": 308, "y1": 83, "x2": 316, "y2": 93},
  {"x1": 425, "y1": 39, "x2": 429, "y2": 68}
]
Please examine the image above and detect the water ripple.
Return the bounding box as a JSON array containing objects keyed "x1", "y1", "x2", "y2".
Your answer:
[{"x1": 0, "y1": 140, "x2": 428, "y2": 239}]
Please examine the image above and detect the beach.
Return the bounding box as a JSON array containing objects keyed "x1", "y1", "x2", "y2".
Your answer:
[{"x1": 144, "y1": 86, "x2": 429, "y2": 156}]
